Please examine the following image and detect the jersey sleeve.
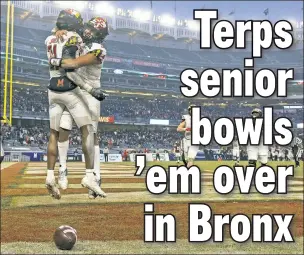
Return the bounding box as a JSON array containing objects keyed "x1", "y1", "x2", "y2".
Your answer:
[
  {"x1": 87, "y1": 43, "x2": 107, "y2": 62},
  {"x1": 62, "y1": 32, "x2": 83, "y2": 60}
]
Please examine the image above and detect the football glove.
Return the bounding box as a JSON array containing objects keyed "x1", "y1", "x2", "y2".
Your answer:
[
  {"x1": 50, "y1": 58, "x2": 62, "y2": 67},
  {"x1": 186, "y1": 128, "x2": 191, "y2": 131},
  {"x1": 90, "y1": 88, "x2": 108, "y2": 101}
]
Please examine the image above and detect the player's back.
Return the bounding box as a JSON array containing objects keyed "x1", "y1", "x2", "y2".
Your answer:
[
  {"x1": 45, "y1": 31, "x2": 83, "y2": 91},
  {"x1": 77, "y1": 42, "x2": 106, "y2": 88}
]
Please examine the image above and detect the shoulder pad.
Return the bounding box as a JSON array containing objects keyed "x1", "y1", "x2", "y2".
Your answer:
[
  {"x1": 45, "y1": 35, "x2": 56, "y2": 45},
  {"x1": 87, "y1": 43, "x2": 107, "y2": 61},
  {"x1": 65, "y1": 32, "x2": 83, "y2": 46}
]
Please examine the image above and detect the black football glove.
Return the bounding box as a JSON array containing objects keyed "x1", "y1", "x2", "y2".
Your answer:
[{"x1": 90, "y1": 88, "x2": 108, "y2": 101}]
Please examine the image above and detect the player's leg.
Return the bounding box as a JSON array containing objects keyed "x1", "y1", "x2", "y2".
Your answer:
[
  {"x1": 176, "y1": 153, "x2": 180, "y2": 163},
  {"x1": 258, "y1": 144, "x2": 268, "y2": 166},
  {"x1": 294, "y1": 147, "x2": 300, "y2": 167},
  {"x1": 66, "y1": 88, "x2": 106, "y2": 197},
  {"x1": 247, "y1": 145, "x2": 258, "y2": 167},
  {"x1": 46, "y1": 92, "x2": 63, "y2": 199},
  {"x1": 187, "y1": 145, "x2": 199, "y2": 168},
  {"x1": 57, "y1": 110, "x2": 73, "y2": 190},
  {"x1": 181, "y1": 138, "x2": 190, "y2": 166},
  {"x1": 83, "y1": 92, "x2": 102, "y2": 199},
  {"x1": 91, "y1": 97, "x2": 101, "y2": 185},
  {"x1": 233, "y1": 150, "x2": 240, "y2": 166}
]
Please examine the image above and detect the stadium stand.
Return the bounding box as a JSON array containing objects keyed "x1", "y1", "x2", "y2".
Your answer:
[{"x1": 0, "y1": 5, "x2": 303, "y2": 152}]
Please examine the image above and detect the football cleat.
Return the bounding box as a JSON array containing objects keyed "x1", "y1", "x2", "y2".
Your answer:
[
  {"x1": 46, "y1": 177, "x2": 61, "y2": 200},
  {"x1": 88, "y1": 179, "x2": 101, "y2": 199},
  {"x1": 81, "y1": 176, "x2": 106, "y2": 198},
  {"x1": 58, "y1": 166, "x2": 68, "y2": 190}
]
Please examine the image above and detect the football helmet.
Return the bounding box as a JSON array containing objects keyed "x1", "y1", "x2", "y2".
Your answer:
[
  {"x1": 83, "y1": 17, "x2": 109, "y2": 44},
  {"x1": 56, "y1": 9, "x2": 84, "y2": 34},
  {"x1": 251, "y1": 108, "x2": 262, "y2": 118},
  {"x1": 188, "y1": 104, "x2": 196, "y2": 115}
]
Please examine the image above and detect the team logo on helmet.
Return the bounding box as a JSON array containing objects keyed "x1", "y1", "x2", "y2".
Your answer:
[
  {"x1": 64, "y1": 9, "x2": 81, "y2": 19},
  {"x1": 83, "y1": 17, "x2": 109, "y2": 43},
  {"x1": 89, "y1": 17, "x2": 107, "y2": 30}
]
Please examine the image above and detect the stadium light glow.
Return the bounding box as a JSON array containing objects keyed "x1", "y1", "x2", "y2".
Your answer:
[
  {"x1": 73, "y1": 1, "x2": 86, "y2": 11},
  {"x1": 133, "y1": 9, "x2": 151, "y2": 21},
  {"x1": 160, "y1": 14, "x2": 175, "y2": 26},
  {"x1": 187, "y1": 20, "x2": 199, "y2": 31},
  {"x1": 95, "y1": 2, "x2": 115, "y2": 16},
  {"x1": 54, "y1": 1, "x2": 71, "y2": 8}
]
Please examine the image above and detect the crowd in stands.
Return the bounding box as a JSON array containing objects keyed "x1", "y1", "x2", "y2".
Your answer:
[
  {"x1": 2, "y1": 23, "x2": 303, "y2": 67},
  {"x1": 2, "y1": 88, "x2": 303, "y2": 125},
  {"x1": 1, "y1": 123, "x2": 180, "y2": 149},
  {"x1": 1, "y1": 124, "x2": 49, "y2": 147}
]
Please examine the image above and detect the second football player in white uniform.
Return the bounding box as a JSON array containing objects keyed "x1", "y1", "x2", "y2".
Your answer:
[
  {"x1": 232, "y1": 137, "x2": 240, "y2": 166},
  {"x1": 247, "y1": 108, "x2": 268, "y2": 167},
  {"x1": 45, "y1": 10, "x2": 107, "y2": 199},
  {"x1": 177, "y1": 105, "x2": 200, "y2": 167},
  {"x1": 173, "y1": 142, "x2": 181, "y2": 164}
]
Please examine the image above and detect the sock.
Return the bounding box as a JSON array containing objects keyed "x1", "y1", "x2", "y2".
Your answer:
[
  {"x1": 58, "y1": 140, "x2": 69, "y2": 170},
  {"x1": 94, "y1": 145, "x2": 101, "y2": 182},
  {"x1": 47, "y1": 169, "x2": 55, "y2": 179},
  {"x1": 86, "y1": 169, "x2": 94, "y2": 179}
]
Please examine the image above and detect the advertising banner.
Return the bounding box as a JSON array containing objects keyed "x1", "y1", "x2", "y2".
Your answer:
[
  {"x1": 129, "y1": 153, "x2": 169, "y2": 162},
  {"x1": 99, "y1": 116, "x2": 115, "y2": 123},
  {"x1": 82, "y1": 154, "x2": 122, "y2": 162},
  {"x1": 43, "y1": 153, "x2": 82, "y2": 162},
  {"x1": 150, "y1": 119, "x2": 169, "y2": 125},
  {"x1": 132, "y1": 60, "x2": 161, "y2": 67},
  {"x1": 104, "y1": 56, "x2": 122, "y2": 63}
]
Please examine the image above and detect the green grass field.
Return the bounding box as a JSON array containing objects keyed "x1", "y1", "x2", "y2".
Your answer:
[{"x1": 1, "y1": 161, "x2": 303, "y2": 254}]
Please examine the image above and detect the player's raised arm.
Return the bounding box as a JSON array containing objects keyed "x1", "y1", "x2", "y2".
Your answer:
[
  {"x1": 50, "y1": 47, "x2": 106, "y2": 69},
  {"x1": 177, "y1": 120, "x2": 186, "y2": 132},
  {"x1": 66, "y1": 72, "x2": 107, "y2": 101}
]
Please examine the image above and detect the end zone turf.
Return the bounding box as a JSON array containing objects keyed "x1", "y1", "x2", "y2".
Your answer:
[
  {"x1": 1, "y1": 238, "x2": 303, "y2": 254},
  {"x1": 1, "y1": 161, "x2": 303, "y2": 254}
]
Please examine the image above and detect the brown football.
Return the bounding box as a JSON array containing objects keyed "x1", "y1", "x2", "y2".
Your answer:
[{"x1": 53, "y1": 225, "x2": 77, "y2": 250}]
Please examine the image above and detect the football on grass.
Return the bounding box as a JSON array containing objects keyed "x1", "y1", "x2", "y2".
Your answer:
[{"x1": 53, "y1": 225, "x2": 77, "y2": 250}]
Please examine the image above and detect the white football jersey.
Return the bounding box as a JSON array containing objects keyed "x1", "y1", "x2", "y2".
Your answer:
[
  {"x1": 182, "y1": 114, "x2": 191, "y2": 140},
  {"x1": 76, "y1": 42, "x2": 106, "y2": 88},
  {"x1": 45, "y1": 32, "x2": 83, "y2": 79}
]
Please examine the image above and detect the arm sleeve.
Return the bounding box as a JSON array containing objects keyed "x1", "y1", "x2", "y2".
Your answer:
[
  {"x1": 66, "y1": 72, "x2": 93, "y2": 93},
  {"x1": 87, "y1": 43, "x2": 107, "y2": 63},
  {"x1": 62, "y1": 34, "x2": 83, "y2": 70},
  {"x1": 63, "y1": 34, "x2": 82, "y2": 57}
]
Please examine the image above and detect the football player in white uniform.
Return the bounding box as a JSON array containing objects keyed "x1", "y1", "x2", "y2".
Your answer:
[
  {"x1": 232, "y1": 137, "x2": 240, "y2": 166},
  {"x1": 177, "y1": 105, "x2": 200, "y2": 167},
  {"x1": 49, "y1": 17, "x2": 109, "y2": 199},
  {"x1": 173, "y1": 142, "x2": 181, "y2": 164},
  {"x1": 247, "y1": 108, "x2": 268, "y2": 167},
  {"x1": 45, "y1": 9, "x2": 106, "y2": 199},
  {"x1": 291, "y1": 133, "x2": 303, "y2": 168}
]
